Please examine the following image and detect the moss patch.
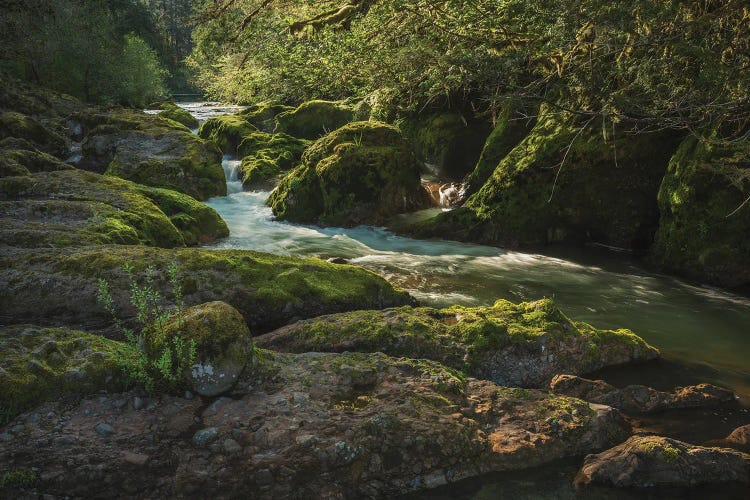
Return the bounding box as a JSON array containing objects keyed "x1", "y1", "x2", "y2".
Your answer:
[
  {"x1": 650, "y1": 132, "x2": 750, "y2": 289},
  {"x1": 0, "y1": 111, "x2": 68, "y2": 157},
  {"x1": 274, "y1": 100, "x2": 354, "y2": 139},
  {"x1": 238, "y1": 103, "x2": 294, "y2": 132},
  {"x1": 198, "y1": 114, "x2": 258, "y2": 154},
  {"x1": 237, "y1": 132, "x2": 309, "y2": 188},
  {"x1": 156, "y1": 102, "x2": 199, "y2": 129},
  {"x1": 256, "y1": 298, "x2": 658, "y2": 387},
  {"x1": 0, "y1": 325, "x2": 133, "y2": 425}
]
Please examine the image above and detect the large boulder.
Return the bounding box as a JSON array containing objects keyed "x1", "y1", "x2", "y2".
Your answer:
[
  {"x1": 0, "y1": 324, "x2": 132, "y2": 425},
  {"x1": 0, "y1": 170, "x2": 228, "y2": 248},
  {"x1": 411, "y1": 106, "x2": 683, "y2": 250},
  {"x1": 237, "y1": 132, "x2": 309, "y2": 189},
  {"x1": 0, "y1": 142, "x2": 73, "y2": 177},
  {"x1": 154, "y1": 302, "x2": 255, "y2": 397},
  {"x1": 79, "y1": 108, "x2": 226, "y2": 200},
  {"x1": 238, "y1": 103, "x2": 293, "y2": 132},
  {"x1": 197, "y1": 114, "x2": 257, "y2": 155},
  {"x1": 549, "y1": 374, "x2": 735, "y2": 413},
  {"x1": 0, "y1": 246, "x2": 414, "y2": 334},
  {"x1": 256, "y1": 298, "x2": 659, "y2": 388},
  {"x1": 650, "y1": 133, "x2": 750, "y2": 289},
  {"x1": 155, "y1": 102, "x2": 199, "y2": 129},
  {"x1": 274, "y1": 100, "x2": 354, "y2": 139},
  {"x1": 725, "y1": 425, "x2": 750, "y2": 452},
  {"x1": 575, "y1": 435, "x2": 750, "y2": 487},
  {"x1": 400, "y1": 112, "x2": 491, "y2": 180},
  {"x1": 0, "y1": 111, "x2": 69, "y2": 157},
  {"x1": 0, "y1": 350, "x2": 630, "y2": 497},
  {"x1": 268, "y1": 121, "x2": 429, "y2": 226}
]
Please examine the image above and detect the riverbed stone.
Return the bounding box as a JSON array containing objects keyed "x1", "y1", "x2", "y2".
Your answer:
[
  {"x1": 0, "y1": 246, "x2": 414, "y2": 334},
  {"x1": 197, "y1": 114, "x2": 257, "y2": 155},
  {"x1": 274, "y1": 100, "x2": 353, "y2": 139},
  {"x1": 725, "y1": 424, "x2": 750, "y2": 452},
  {"x1": 549, "y1": 374, "x2": 735, "y2": 413},
  {"x1": 77, "y1": 107, "x2": 226, "y2": 200},
  {"x1": 0, "y1": 169, "x2": 228, "y2": 248},
  {"x1": 0, "y1": 350, "x2": 630, "y2": 497},
  {"x1": 256, "y1": 298, "x2": 659, "y2": 388},
  {"x1": 268, "y1": 121, "x2": 430, "y2": 226},
  {"x1": 575, "y1": 435, "x2": 750, "y2": 487}
]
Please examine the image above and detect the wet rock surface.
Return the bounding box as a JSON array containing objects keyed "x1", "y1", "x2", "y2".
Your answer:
[
  {"x1": 575, "y1": 435, "x2": 750, "y2": 487},
  {"x1": 256, "y1": 299, "x2": 659, "y2": 388},
  {"x1": 550, "y1": 374, "x2": 735, "y2": 413},
  {"x1": 0, "y1": 350, "x2": 630, "y2": 498}
]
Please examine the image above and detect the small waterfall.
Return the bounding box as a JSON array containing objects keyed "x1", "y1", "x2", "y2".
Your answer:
[
  {"x1": 222, "y1": 156, "x2": 243, "y2": 194},
  {"x1": 422, "y1": 181, "x2": 464, "y2": 208}
]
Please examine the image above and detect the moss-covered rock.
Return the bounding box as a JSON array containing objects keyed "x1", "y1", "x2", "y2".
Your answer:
[
  {"x1": 268, "y1": 121, "x2": 429, "y2": 226},
  {"x1": 463, "y1": 104, "x2": 537, "y2": 195},
  {"x1": 0, "y1": 170, "x2": 227, "y2": 248},
  {"x1": 576, "y1": 435, "x2": 750, "y2": 487},
  {"x1": 256, "y1": 298, "x2": 658, "y2": 388},
  {"x1": 650, "y1": 133, "x2": 750, "y2": 289},
  {"x1": 0, "y1": 324, "x2": 133, "y2": 425},
  {"x1": 0, "y1": 111, "x2": 69, "y2": 157},
  {"x1": 0, "y1": 246, "x2": 414, "y2": 334},
  {"x1": 197, "y1": 114, "x2": 258, "y2": 155},
  {"x1": 0, "y1": 144, "x2": 73, "y2": 177},
  {"x1": 237, "y1": 132, "x2": 309, "y2": 188},
  {"x1": 410, "y1": 106, "x2": 683, "y2": 250},
  {"x1": 77, "y1": 108, "x2": 226, "y2": 200},
  {"x1": 400, "y1": 112, "x2": 491, "y2": 180},
  {"x1": 274, "y1": 100, "x2": 354, "y2": 139},
  {"x1": 238, "y1": 103, "x2": 294, "y2": 132},
  {"x1": 155, "y1": 301, "x2": 255, "y2": 396},
  {"x1": 156, "y1": 102, "x2": 199, "y2": 129}
]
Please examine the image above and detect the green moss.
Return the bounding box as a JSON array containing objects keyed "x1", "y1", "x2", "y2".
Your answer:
[
  {"x1": 0, "y1": 146, "x2": 73, "y2": 178},
  {"x1": 197, "y1": 114, "x2": 258, "y2": 154},
  {"x1": 464, "y1": 103, "x2": 536, "y2": 195},
  {"x1": 157, "y1": 102, "x2": 199, "y2": 129},
  {"x1": 256, "y1": 298, "x2": 658, "y2": 386},
  {"x1": 268, "y1": 121, "x2": 427, "y2": 225},
  {"x1": 0, "y1": 246, "x2": 414, "y2": 333},
  {"x1": 0, "y1": 170, "x2": 227, "y2": 248},
  {"x1": 0, "y1": 469, "x2": 38, "y2": 490},
  {"x1": 638, "y1": 439, "x2": 682, "y2": 463},
  {"x1": 650, "y1": 132, "x2": 750, "y2": 289},
  {"x1": 0, "y1": 325, "x2": 134, "y2": 425},
  {"x1": 274, "y1": 100, "x2": 354, "y2": 139},
  {"x1": 237, "y1": 132, "x2": 309, "y2": 188},
  {"x1": 0, "y1": 111, "x2": 68, "y2": 156},
  {"x1": 238, "y1": 103, "x2": 294, "y2": 132}
]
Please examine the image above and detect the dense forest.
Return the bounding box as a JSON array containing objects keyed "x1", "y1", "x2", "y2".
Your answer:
[{"x1": 1, "y1": 0, "x2": 750, "y2": 498}]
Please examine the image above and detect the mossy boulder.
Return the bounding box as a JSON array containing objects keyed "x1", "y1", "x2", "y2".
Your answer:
[
  {"x1": 274, "y1": 100, "x2": 354, "y2": 139},
  {"x1": 238, "y1": 103, "x2": 294, "y2": 132},
  {"x1": 197, "y1": 114, "x2": 258, "y2": 155},
  {"x1": 154, "y1": 301, "x2": 254, "y2": 396},
  {"x1": 0, "y1": 170, "x2": 227, "y2": 248},
  {"x1": 256, "y1": 297, "x2": 658, "y2": 388},
  {"x1": 0, "y1": 246, "x2": 414, "y2": 334},
  {"x1": 156, "y1": 102, "x2": 199, "y2": 129},
  {"x1": 0, "y1": 324, "x2": 133, "y2": 425},
  {"x1": 411, "y1": 106, "x2": 683, "y2": 250},
  {"x1": 463, "y1": 103, "x2": 537, "y2": 195},
  {"x1": 268, "y1": 121, "x2": 429, "y2": 226},
  {"x1": 576, "y1": 435, "x2": 750, "y2": 487},
  {"x1": 650, "y1": 133, "x2": 750, "y2": 289},
  {"x1": 0, "y1": 145, "x2": 73, "y2": 178},
  {"x1": 237, "y1": 132, "x2": 309, "y2": 188},
  {"x1": 0, "y1": 111, "x2": 69, "y2": 157},
  {"x1": 401, "y1": 112, "x2": 491, "y2": 180}
]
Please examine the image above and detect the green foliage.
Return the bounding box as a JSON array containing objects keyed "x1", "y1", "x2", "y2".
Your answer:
[
  {"x1": 0, "y1": 1, "x2": 168, "y2": 105},
  {"x1": 0, "y1": 469, "x2": 37, "y2": 490},
  {"x1": 96, "y1": 263, "x2": 196, "y2": 391}
]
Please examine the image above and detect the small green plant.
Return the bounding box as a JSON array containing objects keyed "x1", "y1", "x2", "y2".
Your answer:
[
  {"x1": 96, "y1": 263, "x2": 196, "y2": 392},
  {"x1": 0, "y1": 469, "x2": 37, "y2": 490}
]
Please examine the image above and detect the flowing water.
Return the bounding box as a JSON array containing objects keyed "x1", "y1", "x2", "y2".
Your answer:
[{"x1": 185, "y1": 103, "x2": 750, "y2": 494}]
